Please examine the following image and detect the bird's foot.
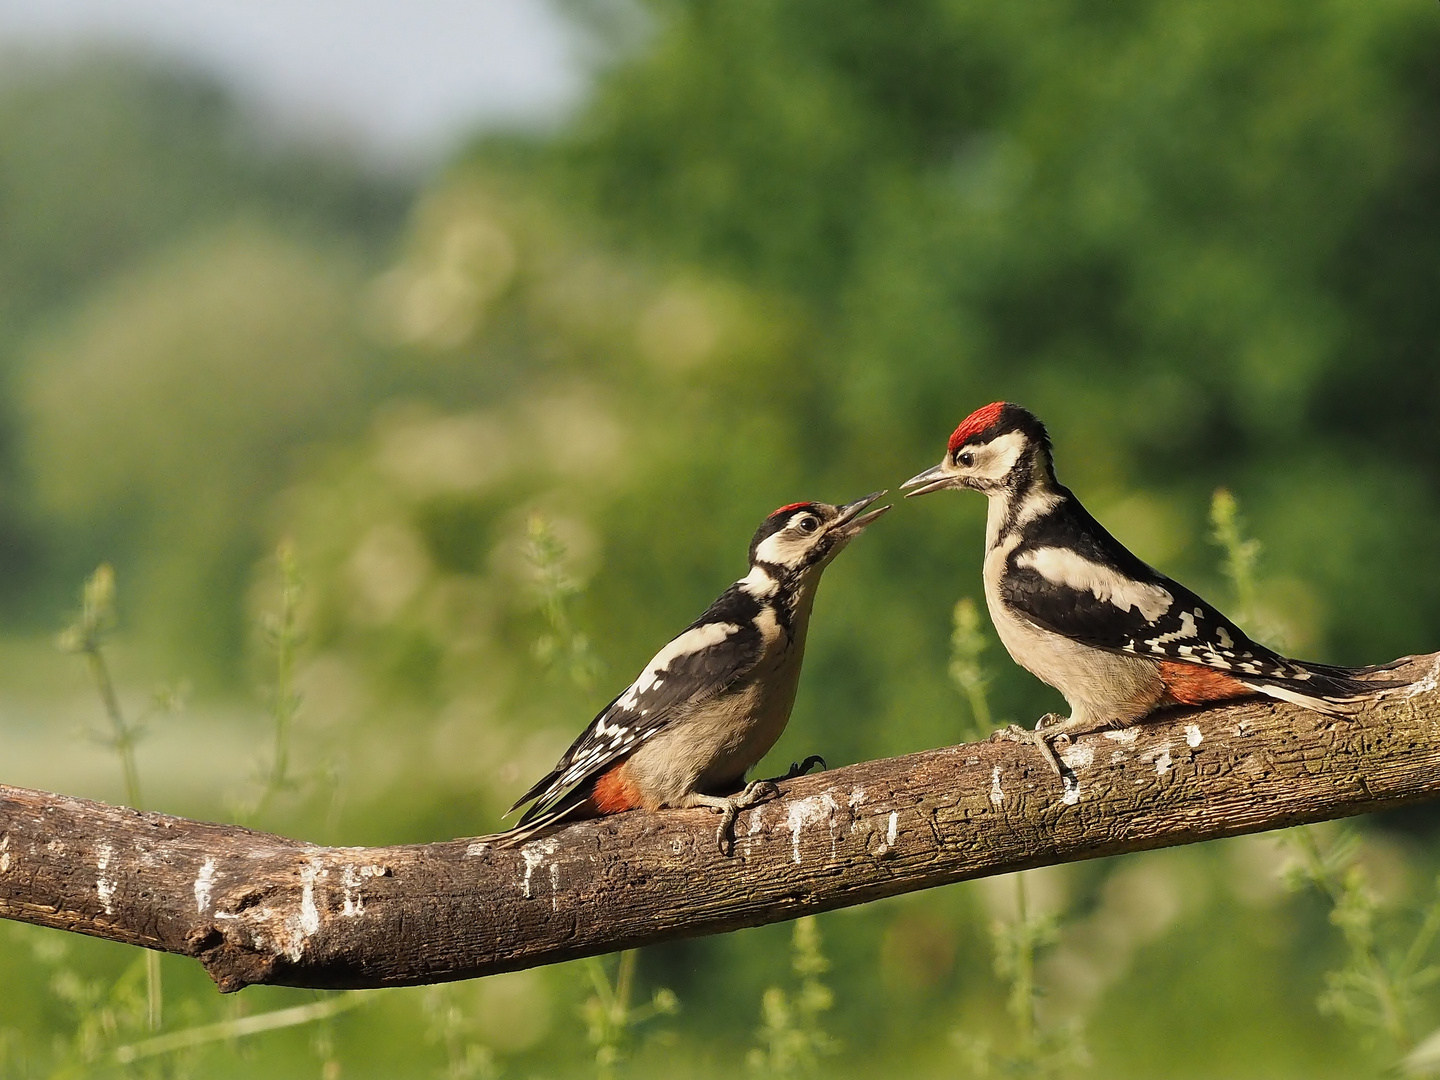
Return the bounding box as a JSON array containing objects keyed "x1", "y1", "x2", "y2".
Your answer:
[
  {"x1": 689, "y1": 781, "x2": 782, "y2": 856},
  {"x1": 990, "y1": 714, "x2": 1073, "y2": 780}
]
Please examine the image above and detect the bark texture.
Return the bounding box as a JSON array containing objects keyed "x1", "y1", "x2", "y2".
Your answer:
[{"x1": 1, "y1": 653, "x2": 1437, "y2": 993}]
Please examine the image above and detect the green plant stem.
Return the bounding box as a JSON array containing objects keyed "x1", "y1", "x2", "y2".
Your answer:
[
  {"x1": 1010, "y1": 875, "x2": 1036, "y2": 1054},
  {"x1": 84, "y1": 646, "x2": 142, "y2": 809},
  {"x1": 1295, "y1": 829, "x2": 1410, "y2": 1049},
  {"x1": 75, "y1": 595, "x2": 159, "y2": 1031},
  {"x1": 84, "y1": 648, "x2": 160, "y2": 1031},
  {"x1": 255, "y1": 546, "x2": 303, "y2": 820},
  {"x1": 112, "y1": 992, "x2": 368, "y2": 1063},
  {"x1": 615, "y1": 949, "x2": 636, "y2": 1022}
]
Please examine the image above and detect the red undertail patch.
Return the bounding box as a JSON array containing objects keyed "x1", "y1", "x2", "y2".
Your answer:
[
  {"x1": 589, "y1": 763, "x2": 644, "y2": 815},
  {"x1": 1158, "y1": 661, "x2": 1254, "y2": 707}
]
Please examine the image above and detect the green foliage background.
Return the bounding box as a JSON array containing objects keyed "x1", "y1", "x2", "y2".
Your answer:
[{"x1": 3, "y1": 0, "x2": 1440, "y2": 1075}]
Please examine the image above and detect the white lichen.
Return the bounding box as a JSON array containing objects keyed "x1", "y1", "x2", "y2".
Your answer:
[
  {"x1": 96, "y1": 843, "x2": 117, "y2": 916},
  {"x1": 886, "y1": 811, "x2": 898, "y2": 847},
  {"x1": 1059, "y1": 742, "x2": 1094, "y2": 769},
  {"x1": 1406, "y1": 657, "x2": 1440, "y2": 699},
  {"x1": 989, "y1": 765, "x2": 1005, "y2": 809},
  {"x1": 341, "y1": 864, "x2": 386, "y2": 917},
  {"x1": 0, "y1": 834, "x2": 10, "y2": 875},
  {"x1": 1184, "y1": 724, "x2": 1204, "y2": 748},
  {"x1": 273, "y1": 859, "x2": 327, "y2": 961},
  {"x1": 1103, "y1": 729, "x2": 1140, "y2": 745},
  {"x1": 1154, "y1": 747, "x2": 1173, "y2": 775},
  {"x1": 1061, "y1": 771, "x2": 1081, "y2": 806},
  {"x1": 194, "y1": 858, "x2": 217, "y2": 913},
  {"x1": 520, "y1": 838, "x2": 559, "y2": 899},
  {"x1": 784, "y1": 793, "x2": 839, "y2": 865}
]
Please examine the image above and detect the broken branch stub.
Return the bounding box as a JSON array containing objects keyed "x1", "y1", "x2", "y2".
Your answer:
[{"x1": 1, "y1": 653, "x2": 1438, "y2": 992}]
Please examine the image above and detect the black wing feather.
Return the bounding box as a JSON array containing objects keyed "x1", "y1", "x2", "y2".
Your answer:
[
  {"x1": 510, "y1": 584, "x2": 767, "y2": 828},
  {"x1": 1002, "y1": 493, "x2": 1385, "y2": 701}
]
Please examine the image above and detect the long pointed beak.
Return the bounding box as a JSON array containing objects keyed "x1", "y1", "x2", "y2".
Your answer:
[
  {"x1": 900, "y1": 462, "x2": 955, "y2": 497},
  {"x1": 833, "y1": 490, "x2": 891, "y2": 532}
]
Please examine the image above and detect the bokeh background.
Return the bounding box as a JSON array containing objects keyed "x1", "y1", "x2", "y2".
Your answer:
[{"x1": 3, "y1": 0, "x2": 1440, "y2": 1076}]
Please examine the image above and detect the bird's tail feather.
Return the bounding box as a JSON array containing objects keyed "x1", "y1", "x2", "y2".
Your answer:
[
  {"x1": 506, "y1": 769, "x2": 563, "y2": 817},
  {"x1": 491, "y1": 783, "x2": 596, "y2": 848},
  {"x1": 1241, "y1": 659, "x2": 1408, "y2": 716}
]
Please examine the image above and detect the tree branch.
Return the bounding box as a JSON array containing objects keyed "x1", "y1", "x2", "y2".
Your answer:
[{"x1": 2, "y1": 653, "x2": 1437, "y2": 993}]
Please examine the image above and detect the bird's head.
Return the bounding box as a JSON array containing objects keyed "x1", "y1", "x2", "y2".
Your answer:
[
  {"x1": 747, "y1": 492, "x2": 890, "y2": 576},
  {"x1": 901, "y1": 402, "x2": 1054, "y2": 498}
]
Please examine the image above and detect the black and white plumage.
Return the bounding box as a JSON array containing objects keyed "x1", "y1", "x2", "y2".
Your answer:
[
  {"x1": 499, "y1": 491, "x2": 890, "y2": 850},
  {"x1": 902, "y1": 402, "x2": 1398, "y2": 772}
]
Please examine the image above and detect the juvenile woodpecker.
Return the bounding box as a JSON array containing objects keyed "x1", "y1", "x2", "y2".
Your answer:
[
  {"x1": 902, "y1": 402, "x2": 1395, "y2": 775},
  {"x1": 501, "y1": 492, "x2": 890, "y2": 852}
]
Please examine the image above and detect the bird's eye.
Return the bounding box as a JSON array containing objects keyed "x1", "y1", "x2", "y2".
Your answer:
[
  {"x1": 957, "y1": 451, "x2": 975, "y2": 468},
  {"x1": 796, "y1": 516, "x2": 819, "y2": 534}
]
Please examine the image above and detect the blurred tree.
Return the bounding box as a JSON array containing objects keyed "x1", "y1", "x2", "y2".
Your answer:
[{"x1": 0, "y1": 52, "x2": 409, "y2": 627}]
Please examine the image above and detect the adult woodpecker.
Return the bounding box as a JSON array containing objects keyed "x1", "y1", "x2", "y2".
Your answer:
[
  {"x1": 902, "y1": 401, "x2": 1397, "y2": 775},
  {"x1": 500, "y1": 491, "x2": 890, "y2": 852}
]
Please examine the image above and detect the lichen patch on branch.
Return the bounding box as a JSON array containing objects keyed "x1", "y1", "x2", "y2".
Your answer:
[
  {"x1": 194, "y1": 858, "x2": 217, "y2": 913},
  {"x1": 96, "y1": 842, "x2": 117, "y2": 916}
]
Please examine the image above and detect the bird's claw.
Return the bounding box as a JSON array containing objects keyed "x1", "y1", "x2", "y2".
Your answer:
[
  {"x1": 781, "y1": 755, "x2": 826, "y2": 780},
  {"x1": 990, "y1": 720, "x2": 1069, "y2": 779},
  {"x1": 714, "y1": 779, "x2": 781, "y2": 855}
]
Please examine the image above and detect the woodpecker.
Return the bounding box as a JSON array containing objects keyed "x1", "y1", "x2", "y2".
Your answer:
[
  {"x1": 500, "y1": 491, "x2": 890, "y2": 852},
  {"x1": 902, "y1": 402, "x2": 1397, "y2": 776}
]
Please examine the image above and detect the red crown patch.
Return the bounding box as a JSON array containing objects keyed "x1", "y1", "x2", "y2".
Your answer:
[{"x1": 948, "y1": 401, "x2": 1007, "y2": 454}]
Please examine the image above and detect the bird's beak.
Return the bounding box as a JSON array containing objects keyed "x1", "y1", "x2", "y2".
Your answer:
[
  {"x1": 832, "y1": 490, "x2": 891, "y2": 533},
  {"x1": 900, "y1": 462, "x2": 955, "y2": 497}
]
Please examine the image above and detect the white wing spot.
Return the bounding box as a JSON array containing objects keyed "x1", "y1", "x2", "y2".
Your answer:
[
  {"x1": 1016, "y1": 547, "x2": 1174, "y2": 621},
  {"x1": 616, "y1": 622, "x2": 742, "y2": 710},
  {"x1": 1145, "y1": 609, "x2": 1198, "y2": 648}
]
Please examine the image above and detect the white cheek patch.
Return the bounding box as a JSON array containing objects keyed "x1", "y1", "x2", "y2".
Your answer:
[
  {"x1": 972, "y1": 430, "x2": 1028, "y2": 483},
  {"x1": 616, "y1": 622, "x2": 740, "y2": 711},
  {"x1": 753, "y1": 531, "x2": 808, "y2": 568},
  {"x1": 1017, "y1": 547, "x2": 1174, "y2": 622}
]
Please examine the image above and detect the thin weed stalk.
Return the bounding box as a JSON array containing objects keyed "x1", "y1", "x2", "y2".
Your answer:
[
  {"x1": 112, "y1": 991, "x2": 371, "y2": 1064},
  {"x1": 948, "y1": 594, "x2": 1085, "y2": 1077},
  {"x1": 255, "y1": 543, "x2": 305, "y2": 820},
  {"x1": 1213, "y1": 490, "x2": 1440, "y2": 1064},
  {"x1": 58, "y1": 565, "x2": 162, "y2": 1032},
  {"x1": 525, "y1": 514, "x2": 602, "y2": 691},
  {"x1": 949, "y1": 597, "x2": 994, "y2": 741},
  {"x1": 747, "y1": 916, "x2": 838, "y2": 1079},
  {"x1": 583, "y1": 951, "x2": 679, "y2": 1079}
]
